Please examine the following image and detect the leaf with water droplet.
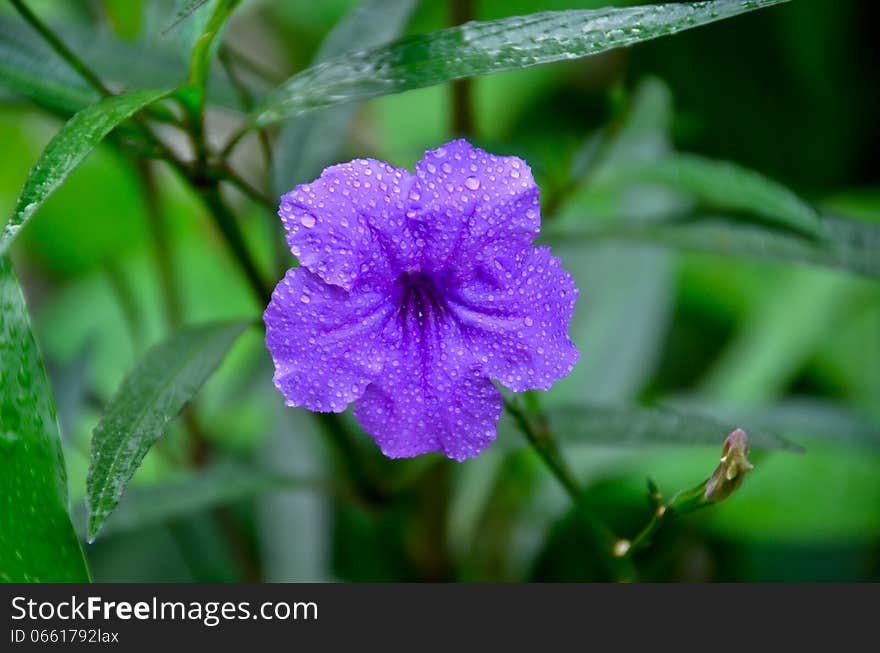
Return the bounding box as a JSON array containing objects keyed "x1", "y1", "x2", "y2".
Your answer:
[
  {"x1": 0, "y1": 88, "x2": 173, "y2": 257},
  {"x1": 0, "y1": 257, "x2": 90, "y2": 581},
  {"x1": 86, "y1": 320, "x2": 249, "y2": 542},
  {"x1": 245, "y1": 0, "x2": 789, "y2": 130}
]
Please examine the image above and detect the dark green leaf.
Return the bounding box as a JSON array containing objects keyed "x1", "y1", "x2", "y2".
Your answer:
[
  {"x1": 592, "y1": 153, "x2": 823, "y2": 237},
  {"x1": 518, "y1": 402, "x2": 804, "y2": 452},
  {"x1": 0, "y1": 258, "x2": 90, "y2": 581},
  {"x1": 0, "y1": 88, "x2": 173, "y2": 256},
  {"x1": 273, "y1": 0, "x2": 417, "y2": 194},
  {"x1": 669, "y1": 398, "x2": 880, "y2": 451},
  {"x1": 0, "y1": 26, "x2": 99, "y2": 114},
  {"x1": 546, "y1": 213, "x2": 880, "y2": 279},
  {"x1": 247, "y1": 0, "x2": 789, "y2": 129},
  {"x1": 86, "y1": 320, "x2": 249, "y2": 542},
  {"x1": 74, "y1": 463, "x2": 305, "y2": 540}
]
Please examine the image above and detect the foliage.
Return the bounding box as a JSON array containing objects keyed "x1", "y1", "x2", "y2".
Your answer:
[{"x1": 1, "y1": 0, "x2": 878, "y2": 582}]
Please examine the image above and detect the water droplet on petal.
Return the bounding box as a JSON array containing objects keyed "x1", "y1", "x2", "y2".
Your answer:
[
  {"x1": 300, "y1": 214, "x2": 316, "y2": 228},
  {"x1": 465, "y1": 176, "x2": 481, "y2": 190}
]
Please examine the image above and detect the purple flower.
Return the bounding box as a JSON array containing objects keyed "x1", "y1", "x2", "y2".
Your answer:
[{"x1": 264, "y1": 139, "x2": 579, "y2": 461}]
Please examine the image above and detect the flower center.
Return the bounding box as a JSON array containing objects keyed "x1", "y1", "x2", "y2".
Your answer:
[{"x1": 395, "y1": 268, "x2": 449, "y2": 332}]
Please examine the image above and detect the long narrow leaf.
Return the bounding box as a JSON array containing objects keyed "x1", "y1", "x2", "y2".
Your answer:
[
  {"x1": 0, "y1": 258, "x2": 90, "y2": 581},
  {"x1": 592, "y1": 153, "x2": 823, "y2": 238},
  {"x1": 86, "y1": 321, "x2": 249, "y2": 542},
  {"x1": 546, "y1": 214, "x2": 880, "y2": 279},
  {"x1": 520, "y1": 402, "x2": 804, "y2": 452},
  {"x1": 247, "y1": 0, "x2": 789, "y2": 129},
  {"x1": 0, "y1": 88, "x2": 173, "y2": 256}
]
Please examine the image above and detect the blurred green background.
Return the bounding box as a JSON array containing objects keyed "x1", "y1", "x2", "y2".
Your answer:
[{"x1": 1, "y1": 0, "x2": 878, "y2": 581}]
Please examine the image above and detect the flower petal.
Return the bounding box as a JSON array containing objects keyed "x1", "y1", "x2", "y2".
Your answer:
[
  {"x1": 410, "y1": 139, "x2": 541, "y2": 267},
  {"x1": 447, "y1": 245, "x2": 579, "y2": 392},
  {"x1": 279, "y1": 159, "x2": 416, "y2": 290},
  {"x1": 264, "y1": 267, "x2": 393, "y2": 412},
  {"x1": 353, "y1": 308, "x2": 503, "y2": 461}
]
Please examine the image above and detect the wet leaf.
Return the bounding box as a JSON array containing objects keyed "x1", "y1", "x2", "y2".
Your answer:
[
  {"x1": 86, "y1": 320, "x2": 249, "y2": 542},
  {"x1": 247, "y1": 0, "x2": 788, "y2": 129},
  {"x1": 0, "y1": 88, "x2": 173, "y2": 256},
  {"x1": 0, "y1": 258, "x2": 90, "y2": 581}
]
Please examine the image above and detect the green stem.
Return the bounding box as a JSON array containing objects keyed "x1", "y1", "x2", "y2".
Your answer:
[
  {"x1": 209, "y1": 165, "x2": 276, "y2": 209},
  {"x1": 199, "y1": 187, "x2": 272, "y2": 303},
  {"x1": 450, "y1": 0, "x2": 475, "y2": 135},
  {"x1": 503, "y1": 397, "x2": 581, "y2": 502},
  {"x1": 219, "y1": 47, "x2": 273, "y2": 175},
  {"x1": 136, "y1": 159, "x2": 182, "y2": 328},
  {"x1": 222, "y1": 43, "x2": 285, "y2": 85},
  {"x1": 312, "y1": 412, "x2": 388, "y2": 507},
  {"x1": 622, "y1": 483, "x2": 706, "y2": 558}
]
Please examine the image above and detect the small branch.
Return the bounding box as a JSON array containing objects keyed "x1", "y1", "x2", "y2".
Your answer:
[
  {"x1": 136, "y1": 159, "x2": 183, "y2": 328},
  {"x1": 450, "y1": 0, "x2": 474, "y2": 135},
  {"x1": 222, "y1": 43, "x2": 285, "y2": 86},
  {"x1": 209, "y1": 165, "x2": 276, "y2": 209},
  {"x1": 503, "y1": 396, "x2": 581, "y2": 503},
  {"x1": 617, "y1": 429, "x2": 755, "y2": 559},
  {"x1": 198, "y1": 186, "x2": 272, "y2": 303},
  {"x1": 312, "y1": 412, "x2": 388, "y2": 508},
  {"x1": 219, "y1": 47, "x2": 273, "y2": 175}
]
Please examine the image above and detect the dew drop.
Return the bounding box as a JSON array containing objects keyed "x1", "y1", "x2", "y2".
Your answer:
[
  {"x1": 300, "y1": 214, "x2": 316, "y2": 228},
  {"x1": 465, "y1": 176, "x2": 481, "y2": 190},
  {"x1": 300, "y1": 294, "x2": 311, "y2": 304}
]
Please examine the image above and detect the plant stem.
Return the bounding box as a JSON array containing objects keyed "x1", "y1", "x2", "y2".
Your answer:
[
  {"x1": 219, "y1": 47, "x2": 274, "y2": 175},
  {"x1": 199, "y1": 187, "x2": 272, "y2": 303},
  {"x1": 136, "y1": 159, "x2": 183, "y2": 328},
  {"x1": 621, "y1": 484, "x2": 705, "y2": 558},
  {"x1": 312, "y1": 413, "x2": 388, "y2": 507},
  {"x1": 450, "y1": 0, "x2": 474, "y2": 135},
  {"x1": 209, "y1": 165, "x2": 276, "y2": 209},
  {"x1": 503, "y1": 397, "x2": 581, "y2": 502}
]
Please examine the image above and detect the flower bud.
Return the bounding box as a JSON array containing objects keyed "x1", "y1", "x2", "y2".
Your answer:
[{"x1": 703, "y1": 428, "x2": 754, "y2": 503}]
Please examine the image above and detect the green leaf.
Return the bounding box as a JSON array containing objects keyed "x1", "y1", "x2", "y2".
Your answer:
[
  {"x1": 0, "y1": 258, "x2": 90, "y2": 581},
  {"x1": 273, "y1": 0, "x2": 418, "y2": 194},
  {"x1": 517, "y1": 402, "x2": 804, "y2": 452},
  {"x1": 86, "y1": 320, "x2": 249, "y2": 542},
  {"x1": 163, "y1": 0, "x2": 212, "y2": 35},
  {"x1": 247, "y1": 0, "x2": 789, "y2": 129},
  {"x1": 74, "y1": 463, "x2": 303, "y2": 540},
  {"x1": 546, "y1": 213, "x2": 880, "y2": 279},
  {"x1": 592, "y1": 153, "x2": 823, "y2": 238},
  {"x1": 0, "y1": 26, "x2": 99, "y2": 114},
  {"x1": 0, "y1": 88, "x2": 173, "y2": 256},
  {"x1": 188, "y1": 0, "x2": 239, "y2": 91}
]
